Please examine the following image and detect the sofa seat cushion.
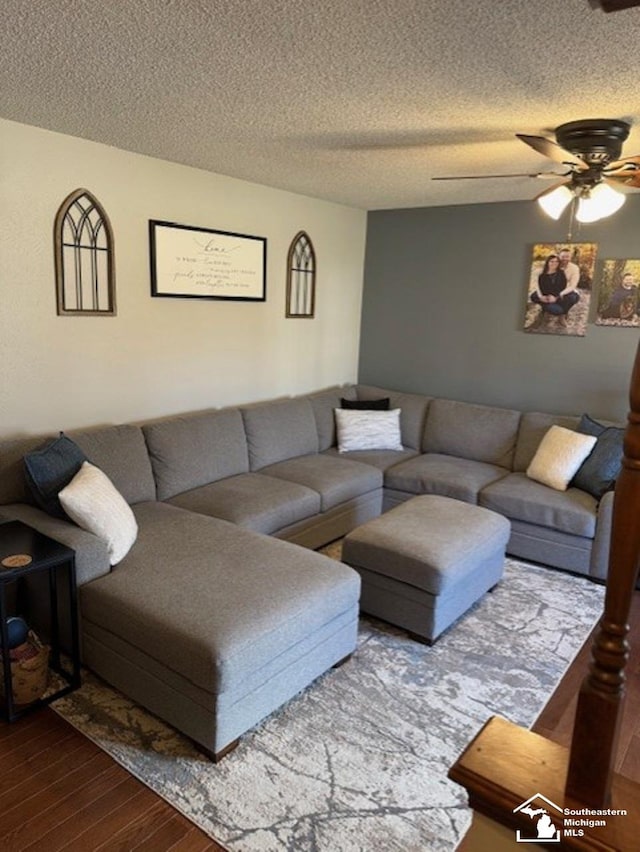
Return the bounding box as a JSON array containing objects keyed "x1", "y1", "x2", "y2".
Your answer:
[
  {"x1": 479, "y1": 472, "x2": 597, "y2": 538},
  {"x1": 80, "y1": 502, "x2": 360, "y2": 696},
  {"x1": 385, "y1": 453, "x2": 510, "y2": 504},
  {"x1": 261, "y1": 454, "x2": 383, "y2": 511},
  {"x1": 322, "y1": 446, "x2": 419, "y2": 471},
  {"x1": 166, "y1": 472, "x2": 321, "y2": 535}
]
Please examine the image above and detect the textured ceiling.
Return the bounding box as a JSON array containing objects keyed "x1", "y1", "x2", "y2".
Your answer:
[{"x1": 2, "y1": 0, "x2": 640, "y2": 209}]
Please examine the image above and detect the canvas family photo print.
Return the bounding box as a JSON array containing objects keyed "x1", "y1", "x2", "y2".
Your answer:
[
  {"x1": 523, "y1": 243, "x2": 597, "y2": 337},
  {"x1": 595, "y1": 259, "x2": 640, "y2": 328}
]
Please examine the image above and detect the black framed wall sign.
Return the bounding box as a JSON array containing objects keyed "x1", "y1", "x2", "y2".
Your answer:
[{"x1": 149, "y1": 220, "x2": 267, "y2": 301}]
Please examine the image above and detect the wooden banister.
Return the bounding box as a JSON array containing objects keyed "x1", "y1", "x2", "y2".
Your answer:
[
  {"x1": 451, "y1": 716, "x2": 640, "y2": 851},
  {"x1": 450, "y1": 339, "x2": 640, "y2": 846},
  {"x1": 566, "y1": 339, "x2": 640, "y2": 805}
]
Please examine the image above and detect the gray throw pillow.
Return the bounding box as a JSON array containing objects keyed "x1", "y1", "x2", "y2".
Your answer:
[
  {"x1": 23, "y1": 433, "x2": 87, "y2": 518},
  {"x1": 572, "y1": 414, "x2": 624, "y2": 499}
]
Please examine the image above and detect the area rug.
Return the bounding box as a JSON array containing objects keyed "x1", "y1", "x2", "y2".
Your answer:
[{"x1": 52, "y1": 557, "x2": 605, "y2": 852}]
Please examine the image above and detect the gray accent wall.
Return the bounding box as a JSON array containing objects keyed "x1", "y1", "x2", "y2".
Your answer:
[{"x1": 359, "y1": 197, "x2": 640, "y2": 421}]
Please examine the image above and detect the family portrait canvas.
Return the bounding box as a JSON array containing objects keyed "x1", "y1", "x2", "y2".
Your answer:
[
  {"x1": 523, "y1": 243, "x2": 597, "y2": 337},
  {"x1": 595, "y1": 260, "x2": 640, "y2": 328}
]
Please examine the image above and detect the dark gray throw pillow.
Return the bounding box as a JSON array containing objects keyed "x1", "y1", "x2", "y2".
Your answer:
[
  {"x1": 341, "y1": 397, "x2": 390, "y2": 410},
  {"x1": 572, "y1": 414, "x2": 624, "y2": 500},
  {"x1": 23, "y1": 433, "x2": 87, "y2": 518}
]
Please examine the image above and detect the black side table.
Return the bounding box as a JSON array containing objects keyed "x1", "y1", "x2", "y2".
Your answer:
[{"x1": 0, "y1": 519, "x2": 81, "y2": 721}]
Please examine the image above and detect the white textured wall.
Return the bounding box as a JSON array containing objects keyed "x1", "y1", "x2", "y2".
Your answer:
[{"x1": 0, "y1": 119, "x2": 366, "y2": 438}]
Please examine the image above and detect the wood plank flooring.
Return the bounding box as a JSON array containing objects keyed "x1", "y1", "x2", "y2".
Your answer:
[
  {"x1": 532, "y1": 588, "x2": 640, "y2": 783},
  {"x1": 0, "y1": 710, "x2": 223, "y2": 851},
  {"x1": 1, "y1": 590, "x2": 639, "y2": 850}
]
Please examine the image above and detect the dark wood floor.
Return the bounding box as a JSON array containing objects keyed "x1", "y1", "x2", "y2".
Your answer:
[
  {"x1": 2, "y1": 592, "x2": 639, "y2": 851},
  {"x1": 532, "y1": 588, "x2": 640, "y2": 782},
  {"x1": 0, "y1": 710, "x2": 224, "y2": 851}
]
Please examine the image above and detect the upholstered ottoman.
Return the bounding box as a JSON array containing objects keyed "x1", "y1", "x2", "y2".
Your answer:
[{"x1": 342, "y1": 495, "x2": 510, "y2": 643}]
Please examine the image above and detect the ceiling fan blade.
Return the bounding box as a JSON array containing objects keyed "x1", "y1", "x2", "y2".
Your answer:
[
  {"x1": 516, "y1": 134, "x2": 587, "y2": 169},
  {"x1": 606, "y1": 171, "x2": 640, "y2": 189},
  {"x1": 606, "y1": 153, "x2": 640, "y2": 172},
  {"x1": 532, "y1": 179, "x2": 572, "y2": 202},
  {"x1": 432, "y1": 172, "x2": 561, "y2": 181}
]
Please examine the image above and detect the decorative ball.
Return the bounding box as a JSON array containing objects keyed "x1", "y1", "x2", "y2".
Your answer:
[{"x1": 6, "y1": 617, "x2": 29, "y2": 650}]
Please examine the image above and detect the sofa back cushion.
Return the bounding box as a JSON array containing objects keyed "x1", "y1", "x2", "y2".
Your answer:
[
  {"x1": 0, "y1": 434, "x2": 55, "y2": 506},
  {"x1": 513, "y1": 412, "x2": 580, "y2": 472},
  {"x1": 241, "y1": 398, "x2": 319, "y2": 470},
  {"x1": 68, "y1": 424, "x2": 156, "y2": 505},
  {"x1": 357, "y1": 385, "x2": 431, "y2": 450},
  {"x1": 423, "y1": 398, "x2": 521, "y2": 468},
  {"x1": 143, "y1": 408, "x2": 249, "y2": 500},
  {"x1": 303, "y1": 385, "x2": 357, "y2": 451}
]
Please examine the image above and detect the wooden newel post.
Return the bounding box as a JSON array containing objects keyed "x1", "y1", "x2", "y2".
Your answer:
[{"x1": 566, "y1": 339, "x2": 640, "y2": 806}]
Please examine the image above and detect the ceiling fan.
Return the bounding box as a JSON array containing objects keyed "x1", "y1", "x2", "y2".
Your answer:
[{"x1": 433, "y1": 119, "x2": 640, "y2": 222}]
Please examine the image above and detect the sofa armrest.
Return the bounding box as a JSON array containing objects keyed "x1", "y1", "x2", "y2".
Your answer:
[
  {"x1": 589, "y1": 489, "x2": 615, "y2": 581},
  {"x1": 0, "y1": 503, "x2": 111, "y2": 586}
]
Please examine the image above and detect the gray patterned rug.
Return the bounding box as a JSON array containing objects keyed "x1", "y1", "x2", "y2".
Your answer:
[{"x1": 52, "y1": 556, "x2": 604, "y2": 852}]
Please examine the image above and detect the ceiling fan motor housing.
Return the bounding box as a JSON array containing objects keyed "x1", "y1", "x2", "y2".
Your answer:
[{"x1": 555, "y1": 119, "x2": 630, "y2": 165}]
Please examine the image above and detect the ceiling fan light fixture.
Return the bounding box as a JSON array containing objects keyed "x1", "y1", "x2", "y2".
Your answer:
[
  {"x1": 575, "y1": 182, "x2": 626, "y2": 223},
  {"x1": 537, "y1": 185, "x2": 573, "y2": 219}
]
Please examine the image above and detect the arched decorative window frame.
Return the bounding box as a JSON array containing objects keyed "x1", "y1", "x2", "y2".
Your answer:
[
  {"x1": 54, "y1": 188, "x2": 116, "y2": 316},
  {"x1": 286, "y1": 231, "x2": 316, "y2": 318}
]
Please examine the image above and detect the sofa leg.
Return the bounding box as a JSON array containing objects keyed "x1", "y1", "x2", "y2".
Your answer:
[
  {"x1": 333, "y1": 653, "x2": 353, "y2": 669},
  {"x1": 195, "y1": 737, "x2": 240, "y2": 763}
]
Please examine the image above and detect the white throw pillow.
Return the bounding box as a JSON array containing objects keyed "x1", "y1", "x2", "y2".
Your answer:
[
  {"x1": 59, "y1": 461, "x2": 138, "y2": 565},
  {"x1": 526, "y1": 426, "x2": 597, "y2": 492},
  {"x1": 335, "y1": 408, "x2": 403, "y2": 453}
]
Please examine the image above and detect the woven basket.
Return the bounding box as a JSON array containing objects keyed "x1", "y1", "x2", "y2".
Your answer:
[{"x1": 1, "y1": 630, "x2": 50, "y2": 705}]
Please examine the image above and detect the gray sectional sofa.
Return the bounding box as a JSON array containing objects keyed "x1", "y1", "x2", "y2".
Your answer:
[
  {"x1": 0, "y1": 382, "x2": 617, "y2": 757},
  {"x1": 353, "y1": 385, "x2": 615, "y2": 580}
]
